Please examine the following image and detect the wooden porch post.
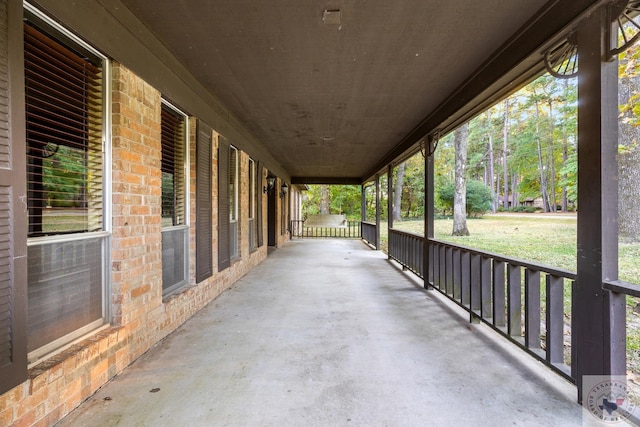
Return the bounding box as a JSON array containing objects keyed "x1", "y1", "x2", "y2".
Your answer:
[
  {"x1": 575, "y1": 5, "x2": 626, "y2": 402},
  {"x1": 424, "y1": 137, "x2": 435, "y2": 288},
  {"x1": 375, "y1": 173, "x2": 381, "y2": 250},
  {"x1": 387, "y1": 164, "x2": 394, "y2": 259},
  {"x1": 361, "y1": 183, "x2": 366, "y2": 222}
]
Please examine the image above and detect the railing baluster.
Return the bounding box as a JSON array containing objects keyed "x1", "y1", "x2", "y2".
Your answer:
[
  {"x1": 493, "y1": 260, "x2": 506, "y2": 328},
  {"x1": 546, "y1": 274, "x2": 564, "y2": 364},
  {"x1": 461, "y1": 251, "x2": 470, "y2": 307},
  {"x1": 430, "y1": 241, "x2": 435, "y2": 285},
  {"x1": 418, "y1": 237, "x2": 424, "y2": 277},
  {"x1": 481, "y1": 256, "x2": 492, "y2": 319},
  {"x1": 445, "y1": 246, "x2": 453, "y2": 296},
  {"x1": 525, "y1": 269, "x2": 541, "y2": 350},
  {"x1": 507, "y1": 264, "x2": 522, "y2": 338},
  {"x1": 453, "y1": 248, "x2": 461, "y2": 302},
  {"x1": 433, "y1": 242, "x2": 440, "y2": 288},
  {"x1": 470, "y1": 253, "x2": 481, "y2": 321},
  {"x1": 439, "y1": 245, "x2": 446, "y2": 291}
]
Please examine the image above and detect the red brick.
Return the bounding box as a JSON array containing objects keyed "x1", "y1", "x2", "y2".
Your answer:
[
  {"x1": 12, "y1": 409, "x2": 36, "y2": 427},
  {"x1": 131, "y1": 284, "x2": 151, "y2": 298}
]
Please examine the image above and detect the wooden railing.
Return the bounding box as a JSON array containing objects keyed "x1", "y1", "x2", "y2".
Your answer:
[
  {"x1": 361, "y1": 221, "x2": 377, "y2": 247},
  {"x1": 388, "y1": 228, "x2": 423, "y2": 277},
  {"x1": 387, "y1": 228, "x2": 576, "y2": 382},
  {"x1": 290, "y1": 220, "x2": 361, "y2": 238}
]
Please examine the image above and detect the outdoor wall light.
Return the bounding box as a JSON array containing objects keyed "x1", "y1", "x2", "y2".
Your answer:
[
  {"x1": 280, "y1": 183, "x2": 289, "y2": 198},
  {"x1": 264, "y1": 176, "x2": 276, "y2": 193}
]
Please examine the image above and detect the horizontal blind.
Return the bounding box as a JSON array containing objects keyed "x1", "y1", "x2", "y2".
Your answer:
[
  {"x1": 229, "y1": 146, "x2": 237, "y2": 222},
  {"x1": 24, "y1": 23, "x2": 103, "y2": 237},
  {"x1": 161, "y1": 106, "x2": 186, "y2": 226},
  {"x1": 248, "y1": 158, "x2": 255, "y2": 220}
]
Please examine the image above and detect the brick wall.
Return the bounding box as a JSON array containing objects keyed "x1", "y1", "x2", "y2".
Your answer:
[{"x1": 0, "y1": 63, "x2": 270, "y2": 426}]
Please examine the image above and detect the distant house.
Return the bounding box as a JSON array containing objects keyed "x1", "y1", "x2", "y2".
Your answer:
[
  {"x1": 498, "y1": 195, "x2": 515, "y2": 208},
  {"x1": 521, "y1": 197, "x2": 545, "y2": 209}
]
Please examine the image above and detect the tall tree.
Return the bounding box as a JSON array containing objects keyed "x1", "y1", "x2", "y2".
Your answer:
[
  {"x1": 530, "y1": 85, "x2": 552, "y2": 212},
  {"x1": 557, "y1": 78, "x2": 577, "y2": 212},
  {"x1": 401, "y1": 154, "x2": 424, "y2": 218},
  {"x1": 485, "y1": 109, "x2": 497, "y2": 212},
  {"x1": 319, "y1": 185, "x2": 330, "y2": 215},
  {"x1": 502, "y1": 98, "x2": 510, "y2": 209},
  {"x1": 393, "y1": 162, "x2": 405, "y2": 221},
  {"x1": 618, "y1": 43, "x2": 640, "y2": 241},
  {"x1": 453, "y1": 123, "x2": 470, "y2": 236}
]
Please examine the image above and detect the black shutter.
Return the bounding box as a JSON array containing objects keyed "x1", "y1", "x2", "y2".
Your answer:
[
  {"x1": 196, "y1": 121, "x2": 213, "y2": 282},
  {"x1": 0, "y1": 0, "x2": 27, "y2": 394},
  {"x1": 256, "y1": 161, "x2": 263, "y2": 247},
  {"x1": 218, "y1": 137, "x2": 230, "y2": 271}
]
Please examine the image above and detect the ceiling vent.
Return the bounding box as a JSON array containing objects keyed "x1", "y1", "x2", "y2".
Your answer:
[{"x1": 322, "y1": 9, "x2": 341, "y2": 25}]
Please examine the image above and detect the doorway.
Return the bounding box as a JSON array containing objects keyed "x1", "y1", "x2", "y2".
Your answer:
[{"x1": 267, "y1": 177, "x2": 277, "y2": 247}]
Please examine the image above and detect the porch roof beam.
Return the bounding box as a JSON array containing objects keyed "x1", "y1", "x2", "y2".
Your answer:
[{"x1": 291, "y1": 177, "x2": 362, "y2": 186}]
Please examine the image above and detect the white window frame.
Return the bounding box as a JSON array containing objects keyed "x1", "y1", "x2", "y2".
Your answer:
[
  {"x1": 160, "y1": 99, "x2": 190, "y2": 296},
  {"x1": 25, "y1": 2, "x2": 112, "y2": 364}
]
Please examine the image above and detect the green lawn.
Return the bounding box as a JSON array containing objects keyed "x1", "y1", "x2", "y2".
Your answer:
[{"x1": 388, "y1": 214, "x2": 639, "y2": 283}]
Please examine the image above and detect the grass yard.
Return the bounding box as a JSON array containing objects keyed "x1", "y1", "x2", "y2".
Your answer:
[
  {"x1": 383, "y1": 213, "x2": 640, "y2": 386},
  {"x1": 389, "y1": 214, "x2": 639, "y2": 283}
]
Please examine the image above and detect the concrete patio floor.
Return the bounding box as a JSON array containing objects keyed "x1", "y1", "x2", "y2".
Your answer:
[{"x1": 59, "y1": 239, "x2": 595, "y2": 426}]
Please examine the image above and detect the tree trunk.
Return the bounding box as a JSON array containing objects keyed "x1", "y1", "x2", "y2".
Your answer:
[
  {"x1": 533, "y1": 96, "x2": 551, "y2": 212},
  {"x1": 618, "y1": 61, "x2": 640, "y2": 241},
  {"x1": 511, "y1": 173, "x2": 519, "y2": 207},
  {"x1": 619, "y1": 150, "x2": 640, "y2": 241},
  {"x1": 560, "y1": 80, "x2": 569, "y2": 212},
  {"x1": 548, "y1": 101, "x2": 557, "y2": 212},
  {"x1": 503, "y1": 98, "x2": 510, "y2": 209},
  {"x1": 561, "y1": 142, "x2": 568, "y2": 212},
  {"x1": 495, "y1": 166, "x2": 501, "y2": 211},
  {"x1": 319, "y1": 185, "x2": 330, "y2": 215},
  {"x1": 453, "y1": 123, "x2": 470, "y2": 236},
  {"x1": 393, "y1": 162, "x2": 405, "y2": 221},
  {"x1": 486, "y1": 110, "x2": 496, "y2": 213}
]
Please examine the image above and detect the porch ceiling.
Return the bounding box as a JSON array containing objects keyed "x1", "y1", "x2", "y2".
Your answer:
[{"x1": 121, "y1": 0, "x2": 566, "y2": 182}]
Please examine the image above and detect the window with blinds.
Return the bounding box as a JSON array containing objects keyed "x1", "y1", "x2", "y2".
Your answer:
[
  {"x1": 281, "y1": 187, "x2": 286, "y2": 235},
  {"x1": 24, "y1": 8, "x2": 108, "y2": 360},
  {"x1": 248, "y1": 158, "x2": 255, "y2": 220},
  {"x1": 161, "y1": 104, "x2": 186, "y2": 228},
  {"x1": 24, "y1": 19, "x2": 104, "y2": 237},
  {"x1": 229, "y1": 146, "x2": 238, "y2": 222},
  {"x1": 229, "y1": 146, "x2": 239, "y2": 259},
  {"x1": 248, "y1": 158, "x2": 256, "y2": 250},
  {"x1": 161, "y1": 101, "x2": 189, "y2": 294}
]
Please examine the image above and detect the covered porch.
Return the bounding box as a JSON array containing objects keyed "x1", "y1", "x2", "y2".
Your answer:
[
  {"x1": 59, "y1": 239, "x2": 584, "y2": 426},
  {"x1": 1, "y1": 1, "x2": 639, "y2": 425}
]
